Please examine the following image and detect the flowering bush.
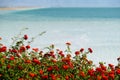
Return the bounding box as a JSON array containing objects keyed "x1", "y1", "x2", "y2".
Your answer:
[{"x1": 0, "y1": 32, "x2": 120, "y2": 80}]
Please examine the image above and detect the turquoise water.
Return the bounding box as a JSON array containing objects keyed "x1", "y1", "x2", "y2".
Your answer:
[
  {"x1": 15, "y1": 8, "x2": 120, "y2": 18},
  {"x1": 1, "y1": 8, "x2": 120, "y2": 21},
  {"x1": 0, "y1": 8, "x2": 120, "y2": 65}
]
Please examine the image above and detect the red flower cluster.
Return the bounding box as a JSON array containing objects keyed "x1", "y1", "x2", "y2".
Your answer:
[
  {"x1": 20, "y1": 46, "x2": 26, "y2": 52},
  {"x1": 0, "y1": 35, "x2": 120, "y2": 80},
  {"x1": 10, "y1": 49, "x2": 17, "y2": 53},
  {"x1": 47, "y1": 66, "x2": 53, "y2": 72},
  {"x1": 25, "y1": 59, "x2": 31, "y2": 64},
  {"x1": 62, "y1": 64, "x2": 69, "y2": 70},
  {"x1": 0, "y1": 46, "x2": 7, "y2": 52},
  {"x1": 58, "y1": 50, "x2": 64, "y2": 57},
  {"x1": 42, "y1": 75, "x2": 48, "y2": 79},
  {"x1": 32, "y1": 58, "x2": 40, "y2": 64},
  {"x1": 116, "y1": 69, "x2": 120, "y2": 74},
  {"x1": 9, "y1": 56, "x2": 14, "y2": 60}
]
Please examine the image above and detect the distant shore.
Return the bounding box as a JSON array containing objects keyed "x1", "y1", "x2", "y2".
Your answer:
[{"x1": 0, "y1": 7, "x2": 41, "y2": 10}]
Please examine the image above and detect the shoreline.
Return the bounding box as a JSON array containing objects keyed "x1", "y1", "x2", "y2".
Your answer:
[{"x1": 0, "y1": 7, "x2": 41, "y2": 10}]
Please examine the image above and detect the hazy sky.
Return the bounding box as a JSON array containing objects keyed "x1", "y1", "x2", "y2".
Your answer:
[{"x1": 0, "y1": 0, "x2": 120, "y2": 7}]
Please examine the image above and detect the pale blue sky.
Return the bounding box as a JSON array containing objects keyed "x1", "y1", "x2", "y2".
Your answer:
[{"x1": 0, "y1": 0, "x2": 120, "y2": 7}]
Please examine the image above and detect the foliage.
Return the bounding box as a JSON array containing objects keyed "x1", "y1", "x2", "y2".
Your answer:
[{"x1": 0, "y1": 30, "x2": 120, "y2": 80}]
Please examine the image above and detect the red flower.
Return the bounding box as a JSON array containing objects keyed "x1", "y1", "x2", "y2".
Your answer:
[
  {"x1": 80, "y1": 48, "x2": 84, "y2": 52},
  {"x1": 42, "y1": 75, "x2": 48, "y2": 79},
  {"x1": 109, "y1": 71, "x2": 115, "y2": 79},
  {"x1": 39, "y1": 69, "x2": 43, "y2": 75},
  {"x1": 50, "y1": 74, "x2": 56, "y2": 80},
  {"x1": 53, "y1": 65, "x2": 59, "y2": 71},
  {"x1": 67, "y1": 54, "x2": 71, "y2": 58},
  {"x1": 102, "y1": 75, "x2": 108, "y2": 80},
  {"x1": 32, "y1": 48, "x2": 39, "y2": 52},
  {"x1": 58, "y1": 50, "x2": 64, "y2": 57},
  {"x1": 11, "y1": 49, "x2": 17, "y2": 53},
  {"x1": 23, "y1": 34, "x2": 28, "y2": 40},
  {"x1": 18, "y1": 78, "x2": 24, "y2": 80},
  {"x1": 26, "y1": 45, "x2": 30, "y2": 49},
  {"x1": 58, "y1": 50, "x2": 63, "y2": 55},
  {"x1": 29, "y1": 72, "x2": 35, "y2": 78},
  {"x1": 88, "y1": 48, "x2": 93, "y2": 53},
  {"x1": 44, "y1": 53, "x2": 51, "y2": 58},
  {"x1": 100, "y1": 65, "x2": 106, "y2": 71},
  {"x1": 79, "y1": 71, "x2": 85, "y2": 77},
  {"x1": 66, "y1": 42, "x2": 71, "y2": 46},
  {"x1": 96, "y1": 67, "x2": 102, "y2": 73},
  {"x1": 50, "y1": 50, "x2": 56, "y2": 58},
  {"x1": 65, "y1": 75, "x2": 69, "y2": 80},
  {"x1": 88, "y1": 69, "x2": 95, "y2": 76},
  {"x1": 16, "y1": 53, "x2": 21, "y2": 57},
  {"x1": 116, "y1": 69, "x2": 120, "y2": 74},
  {"x1": 63, "y1": 65, "x2": 69, "y2": 70},
  {"x1": 7, "y1": 64, "x2": 11, "y2": 69},
  {"x1": 9, "y1": 56, "x2": 14, "y2": 60},
  {"x1": 60, "y1": 53, "x2": 64, "y2": 57},
  {"x1": 62, "y1": 58, "x2": 70, "y2": 63},
  {"x1": 68, "y1": 62, "x2": 73, "y2": 69},
  {"x1": 18, "y1": 66, "x2": 23, "y2": 70},
  {"x1": 0, "y1": 46, "x2": 7, "y2": 52},
  {"x1": 108, "y1": 64, "x2": 114, "y2": 70},
  {"x1": 75, "y1": 51, "x2": 80, "y2": 56},
  {"x1": 25, "y1": 60, "x2": 31, "y2": 64},
  {"x1": 97, "y1": 75, "x2": 101, "y2": 80},
  {"x1": 51, "y1": 59, "x2": 57, "y2": 63},
  {"x1": 20, "y1": 46, "x2": 26, "y2": 52},
  {"x1": 32, "y1": 59, "x2": 40, "y2": 64},
  {"x1": 47, "y1": 66, "x2": 53, "y2": 72},
  {"x1": 50, "y1": 50, "x2": 54, "y2": 56},
  {"x1": 108, "y1": 64, "x2": 114, "y2": 68}
]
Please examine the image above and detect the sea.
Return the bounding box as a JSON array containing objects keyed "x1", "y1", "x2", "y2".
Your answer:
[{"x1": 0, "y1": 8, "x2": 120, "y2": 66}]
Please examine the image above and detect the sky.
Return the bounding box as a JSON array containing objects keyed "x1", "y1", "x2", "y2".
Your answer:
[{"x1": 0, "y1": 0, "x2": 120, "y2": 7}]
